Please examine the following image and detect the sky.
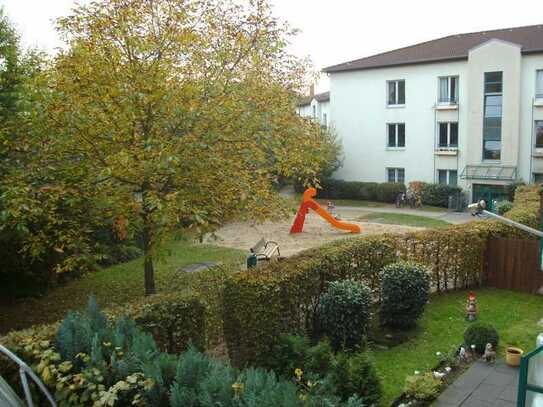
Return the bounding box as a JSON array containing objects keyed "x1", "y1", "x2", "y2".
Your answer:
[{"x1": 2, "y1": 0, "x2": 542, "y2": 92}]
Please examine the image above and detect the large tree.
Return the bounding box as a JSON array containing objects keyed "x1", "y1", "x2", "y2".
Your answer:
[{"x1": 21, "y1": 0, "x2": 336, "y2": 295}]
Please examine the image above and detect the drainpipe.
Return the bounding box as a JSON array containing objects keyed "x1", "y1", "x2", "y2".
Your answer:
[
  {"x1": 433, "y1": 105, "x2": 437, "y2": 183},
  {"x1": 529, "y1": 97, "x2": 535, "y2": 182}
]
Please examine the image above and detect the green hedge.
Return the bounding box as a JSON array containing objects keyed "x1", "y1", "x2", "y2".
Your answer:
[
  {"x1": 419, "y1": 182, "x2": 462, "y2": 207},
  {"x1": 307, "y1": 178, "x2": 464, "y2": 208},
  {"x1": 316, "y1": 179, "x2": 405, "y2": 203},
  {"x1": 223, "y1": 185, "x2": 541, "y2": 368}
]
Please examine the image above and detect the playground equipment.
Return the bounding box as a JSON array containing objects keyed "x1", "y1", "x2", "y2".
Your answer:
[{"x1": 290, "y1": 188, "x2": 361, "y2": 234}]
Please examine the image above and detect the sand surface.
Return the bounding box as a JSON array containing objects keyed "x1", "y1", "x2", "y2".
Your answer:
[{"x1": 203, "y1": 211, "x2": 422, "y2": 257}]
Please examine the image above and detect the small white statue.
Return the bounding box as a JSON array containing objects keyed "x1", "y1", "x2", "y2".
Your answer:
[{"x1": 482, "y1": 343, "x2": 496, "y2": 363}]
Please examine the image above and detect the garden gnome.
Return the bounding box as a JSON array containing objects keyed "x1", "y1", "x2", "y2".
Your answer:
[
  {"x1": 466, "y1": 291, "x2": 477, "y2": 321},
  {"x1": 482, "y1": 343, "x2": 496, "y2": 363}
]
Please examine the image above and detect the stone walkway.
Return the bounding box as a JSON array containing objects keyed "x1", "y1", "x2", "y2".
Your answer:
[{"x1": 433, "y1": 359, "x2": 518, "y2": 406}]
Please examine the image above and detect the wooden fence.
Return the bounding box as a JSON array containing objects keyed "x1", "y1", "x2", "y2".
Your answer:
[{"x1": 484, "y1": 238, "x2": 543, "y2": 293}]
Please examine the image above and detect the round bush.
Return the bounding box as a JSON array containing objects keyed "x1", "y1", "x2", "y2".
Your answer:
[
  {"x1": 329, "y1": 351, "x2": 383, "y2": 405},
  {"x1": 379, "y1": 261, "x2": 430, "y2": 329},
  {"x1": 464, "y1": 322, "x2": 499, "y2": 354},
  {"x1": 318, "y1": 279, "x2": 372, "y2": 350},
  {"x1": 496, "y1": 200, "x2": 513, "y2": 215}
]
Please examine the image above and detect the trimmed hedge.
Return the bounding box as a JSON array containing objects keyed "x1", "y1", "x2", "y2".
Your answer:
[
  {"x1": 313, "y1": 178, "x2": 463, "y2": 208},
  {"x1": 224, "y1": 185, "x2": 541, "y2": 368},
  {"x1": 379, "y1": 262, "x2": 430, "y2": 328},
  {"x1": 318, "y1": 279, "x2": 372, "y2": 350},
  {"x1": 316, "y1": 179, "x2": 405, "y2": 203},
  {"x1": 419, "y1": 182, "x2": 462, "y2": 207}
]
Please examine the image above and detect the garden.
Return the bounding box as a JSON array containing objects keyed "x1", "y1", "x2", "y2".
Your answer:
[{"x1": 1, "y1": 0, "x2": 542, "y2": 405}]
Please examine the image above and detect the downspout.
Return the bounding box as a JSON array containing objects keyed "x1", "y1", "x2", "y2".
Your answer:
[
  {"x1": 529, "y1": 97, "x2": 535, "y2": 182},
  {"x1": 433, "y1": 105, "x2": 437, "y2": 183}
]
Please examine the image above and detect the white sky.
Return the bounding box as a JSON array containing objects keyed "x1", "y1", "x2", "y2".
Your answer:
[{"x1": 2, "y1": 0, "x2": 542, "y2": 92}]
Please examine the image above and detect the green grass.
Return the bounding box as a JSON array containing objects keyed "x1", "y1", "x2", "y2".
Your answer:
[
  {"x1": 357, "y1": 212, "x2": 450, "y2": 229},
  {"x1": 0, "y1": 239, "x2": 244, "y2": 334},
  {"x1": 373, "y1": 288, "x2": 543, "y2": 405}
]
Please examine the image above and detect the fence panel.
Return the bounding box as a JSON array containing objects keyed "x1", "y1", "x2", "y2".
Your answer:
[{"x1": 484, "y1": 238, "x2": 543, "y2": 293}]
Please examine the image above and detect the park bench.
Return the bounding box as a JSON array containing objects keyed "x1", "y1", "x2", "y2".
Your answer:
[{"x1": 250, "y1": 238, "x2": 280, "y2": 262}]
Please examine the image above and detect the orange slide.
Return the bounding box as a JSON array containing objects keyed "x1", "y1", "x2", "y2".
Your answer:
[{"x1": 290, "y1": 188, "x2": 361, "y2": 234}]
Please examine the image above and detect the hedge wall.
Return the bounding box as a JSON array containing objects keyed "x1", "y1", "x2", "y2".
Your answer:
[
  {"x1": 224, "y1": 185, "x2": 540, "y2": 368},
  {"x1": 419, "y1": 182, "x2": 462, "y2": 207},
  {"x1": 309, "y1": 179, "x2": 464, "y2": 208},
  {"x1": 315, "y1": 179, "x2": 406, "y2": 203}
]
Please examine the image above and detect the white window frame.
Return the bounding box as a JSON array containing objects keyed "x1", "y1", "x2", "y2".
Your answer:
[
  {"x1": 387, "y1": 167, "x2": 405, "y2": 183},
  {"x1": 536, "y1": 70, "x2": 543, "y2": 99},
  {"x1": 437, "y1": 122, "x2": 459, "y2": 149},
  {"x1": 387, "y1": 123, "x2": 405, "y2": 148},
  {"x1": 387, "y1": 80, "x2": 405, "y2": 106},
  {"x1": 438, "y1": 76, "x2": 458, "y2": 104},
  {"x1": 437, "y1": 169, "x2": 458, "y2": 186}
]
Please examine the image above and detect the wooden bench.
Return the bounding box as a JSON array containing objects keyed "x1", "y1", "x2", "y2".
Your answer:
[{"x1": 250, "y1": 238, "x2": 280, "y2": 262}]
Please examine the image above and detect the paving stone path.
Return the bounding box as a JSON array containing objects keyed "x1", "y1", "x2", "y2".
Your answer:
[{"x1": 433, "y1": 359, "x2": 518, "y2": 406}]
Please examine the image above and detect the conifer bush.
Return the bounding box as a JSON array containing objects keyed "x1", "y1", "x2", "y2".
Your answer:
[
  {"x1": 379, "y1": 262, "x2": 430, "y2": 329},
  {"x1": 318, "y1": 279, "x2": 372, "y2": 350},
  {"x1": 463, "y1": 322, "x2": 499, "y2": 354}
]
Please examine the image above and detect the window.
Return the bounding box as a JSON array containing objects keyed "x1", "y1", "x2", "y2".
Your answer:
[
  {"x1": 322, "y1": 113, "x2": 328, "y2": 128},
  {"x1": 534, "y1": 173, "x2": 543, "y2": 184},
  {"x1": 483, "y1": 71, "x2": 502, "y2": 160},
  {"x1": 438, "y1": 76, "x2": 458, "y2": 104},
  {"x1": 387, "y1": 123, "x2": 405, "y2": 147},
  {"x1": 312, "y1": 105, "x2": 316, "y2": 118},
  {"x1": 387, "y1": 80, "x2": 405, "y2": 105},
  {"x1": 535, "y1": 121, "x2": 543, "y2": 148},
  {"x1": 438, "y1": 122, "x2": 458, "y2": 148},
  {"x1": 438, "y1": 169, "x2": 458, "y2": 186},
  {"x1": 387, "y1": 168, "x2": 405, "y2": 183},
  {"x1": 537, "y1": 70, "x2": 543, "y2": 98}
]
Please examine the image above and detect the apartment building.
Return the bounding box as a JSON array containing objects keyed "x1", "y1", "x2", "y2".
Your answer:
[
  {"x1": 298, "y1": 90, "x2": 330, "y2": 128},
  {"x1": 323, "y1": 24, "x2": 543, "y2": 204}
]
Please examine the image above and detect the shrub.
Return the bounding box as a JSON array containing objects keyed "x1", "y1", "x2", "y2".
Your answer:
[
  {"x1": 224, "y1": 186, "x2": 540, "y2": 368},
  {"x1": 379, "y1": 261, "x2": 430, "y2": 329},
  {"x1": 404, "y1": 372, "x2": 442, "y2": 401},
  {"x1": 133, "y1": 293, "x2": 206, "y2": 353},
  {"x1": 328, "y1": 351, "x2": 382, "y2": 405},
  {"x1": 496, "y1": 200, "x2": 513, "y2": 215},
  {"x1": 318, "y1": 279, "x2": 372, "y2": 350},
  {"x1": 2, "y1": 299, "x2": 358, "y2": 406},
  {"x1": 375, "y1": 182, "x2": 406, "y2": 203},
  {"x1": 419, "y1": 182, "x2": 462, "y2": 207},
  {"x1": 266, "y1": 334, "x2": 311, "y2": 377},
  {"x1": 464, "y1": 322, "x2": 499, "y2": 354}
]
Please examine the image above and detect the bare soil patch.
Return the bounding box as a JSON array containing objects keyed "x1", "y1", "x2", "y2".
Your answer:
[{"x1": 203, "y1": 211, "x2": 422, "y2": 257}]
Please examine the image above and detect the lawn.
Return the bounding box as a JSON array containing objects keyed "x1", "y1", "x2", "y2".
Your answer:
[
  {"x1": 357, "y1": 212, "x2": 451, "y2": 229},
  {"x1": 373, "y1": 288, "x2": 543, "y2": 405},
  {"x1": 0, "y1": 239, "x2": 244, "y2": 334}
]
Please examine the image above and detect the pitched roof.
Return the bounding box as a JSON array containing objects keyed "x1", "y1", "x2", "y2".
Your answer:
[
  {"x1": 323, "y1": 24, "x2": 543, "y2": 73},
  {"x1": 298, "y1": 91, "x2": 330, "y2": 106}
]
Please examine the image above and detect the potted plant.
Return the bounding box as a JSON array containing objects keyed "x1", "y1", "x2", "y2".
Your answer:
[{"x1": 506, "y1": 347, "x2": 524, "y2": 367}]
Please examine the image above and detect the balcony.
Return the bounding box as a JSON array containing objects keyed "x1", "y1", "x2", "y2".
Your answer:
[
  {"x1": 435, "y1": 146, "x2": 458, "y2": 156},
  {"x1": 435, "y1": 97, "x2": 458, "y2": 110},
  {"x1": 534, "y1": 94, "x2": 543, "y2": 107}
]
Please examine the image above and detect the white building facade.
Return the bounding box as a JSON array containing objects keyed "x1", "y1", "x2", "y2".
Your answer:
[
  {"x1": 297, "y1": 91, "x2": 330, "y2": 128},
  {"x1": 323, "y1": 25, "x2": 543, "y2": 204}
]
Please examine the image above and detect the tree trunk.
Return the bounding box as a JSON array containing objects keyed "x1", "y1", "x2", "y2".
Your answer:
[{"x1": 142, "y1": 221, "x2": 156, "y2": 295}]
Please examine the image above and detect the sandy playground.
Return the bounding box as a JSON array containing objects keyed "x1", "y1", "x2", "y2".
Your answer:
[{"x1": 203, "y1": 210, "x2": 423, "y2": 257}]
